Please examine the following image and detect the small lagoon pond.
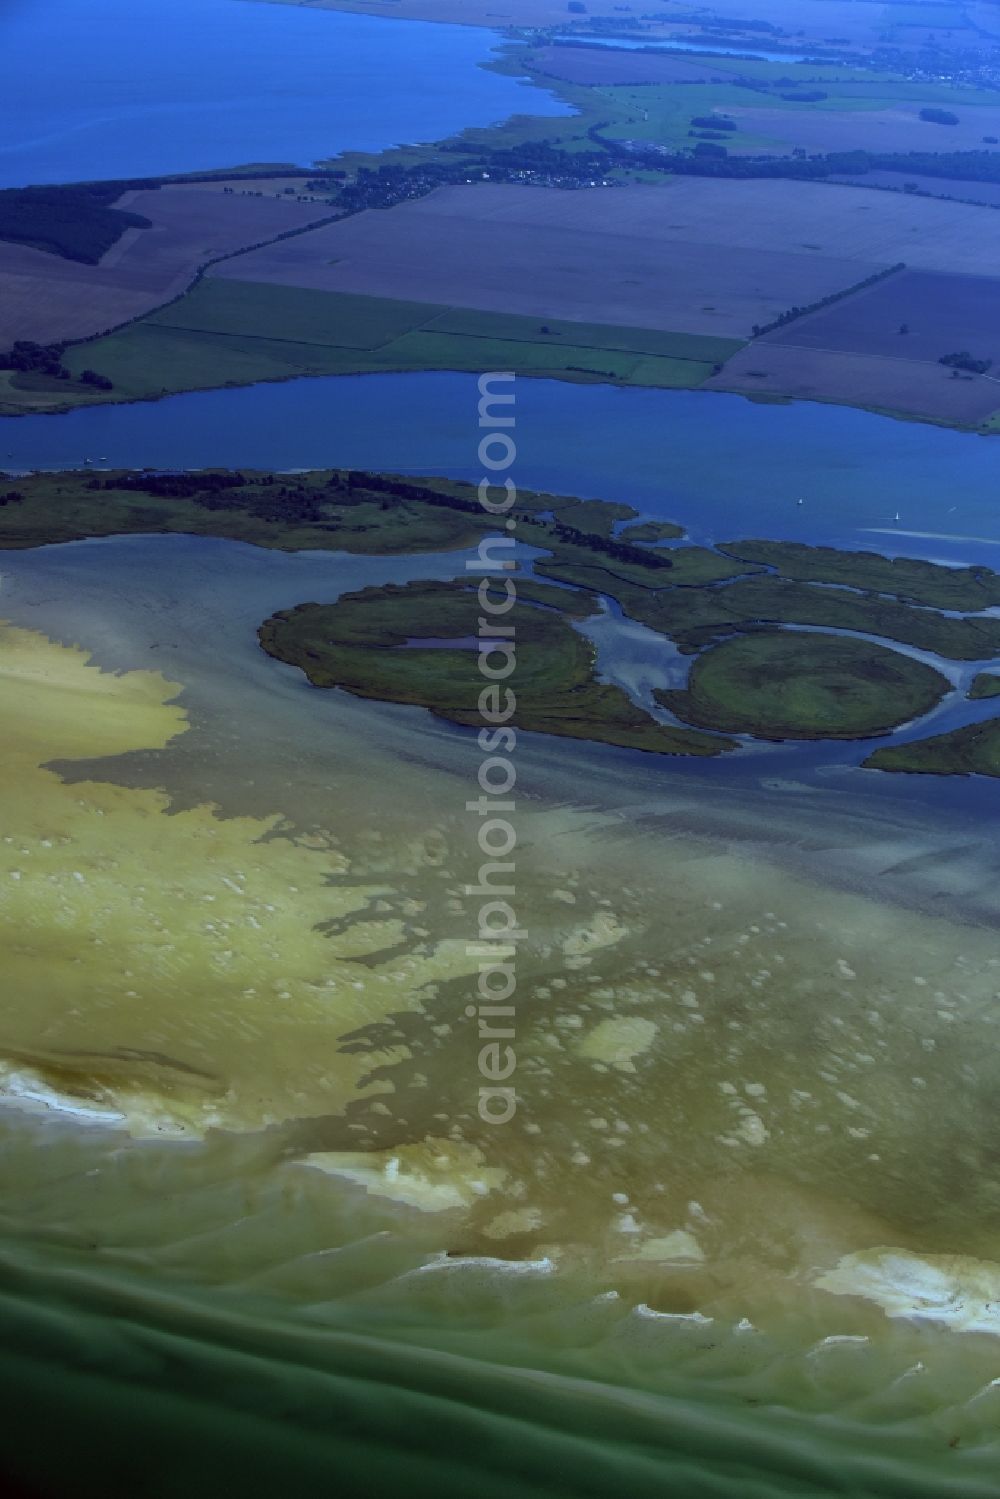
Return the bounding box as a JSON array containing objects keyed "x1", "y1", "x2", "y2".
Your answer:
[{"x1": 555, "y1": 34, "x2": 814, "y2": 64}]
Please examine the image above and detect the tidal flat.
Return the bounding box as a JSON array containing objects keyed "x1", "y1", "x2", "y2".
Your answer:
[{"x1": 5, "y1": 528, "x2": 1000, "y2": 1496}]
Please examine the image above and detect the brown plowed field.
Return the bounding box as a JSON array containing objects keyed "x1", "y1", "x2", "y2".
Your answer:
[
  {"x1": 211, "y1": 178, "x2": 1000, "y2": 338},
  {"x1": 0, "y1": 185, "x2": 330, "y2": 347},
  {"x1": 529, "y1": 45, "x2": 729, "y2": 86},
  {"x1": 708, "y1": 342, "x2": 1000, "y2": 423},
  {"x1": 211, "y1": 181, "x2": 892, "y2": 338},
  {"x1": 764, "y1": 267, "x2": 1000, "y2": 369}
]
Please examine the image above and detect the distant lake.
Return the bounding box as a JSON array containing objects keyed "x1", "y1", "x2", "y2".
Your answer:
[
  {"x1": 0, "y1": 0, "x2": 566, "y2": 188},
  {"x1": 556, "y1": 34, "x2": 813, "y2": 65}
]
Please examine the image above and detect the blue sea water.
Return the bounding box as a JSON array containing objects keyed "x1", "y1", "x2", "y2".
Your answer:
[{"x1": 0, "y1": 0, "x2": 565, "y2": 187}]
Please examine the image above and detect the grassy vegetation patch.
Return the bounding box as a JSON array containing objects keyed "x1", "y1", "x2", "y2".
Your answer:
[
  {"x1": 528, "y1": 541, "x2": 753, "y2": 602},
  {"x1": 660, "y1": 630, "x2": 950, "y2": 740},
  {"x1": 653, "y1": 546, "x2": 761, "y2": 586},
  {"x1": 630, "y1": 576, "x2": 1000, "y2": 658},
  {"x1": 0, "y1": 468, "x2": 528, "y2": 554},
  {"x1": 968, "y1": 671, "x2": 1000, "y2": 699},
  {"x1": 589, "y1": 73, "x2": 1000, "y2": 157},
  {"x1": 423, "y1": 308, "x2": 742, "y2": 363},
  {"x1": 150, "y1": 279, "x2": 444, "y2": 350},
  {"x1": 865, "y1": 719, "x2": 1000, "y2": 775},
  {"x1": 382, "y1": 330, "x2": 647, "y2": 380},
  {"x1": 597, "y1": 82, "x2": 782, "y2": 151},
  {"x1": 619, "y1": 520, "x2": 685, "y2": 542},
  {"x1": 546, "y1": 499, "x2": 637, "y2": 537},
  {"x1": 259, "y1": 579, "x2": 733, "y2": 758},
  {"x1": 718, "y1": 539, "x2": 1000, "y2": 610},
  {"x1": 627, "y1": 354, "x2": 718, "y2": 387},
  {"x1": 63, "y1": 323, "x2": 349, "y2": 396}
]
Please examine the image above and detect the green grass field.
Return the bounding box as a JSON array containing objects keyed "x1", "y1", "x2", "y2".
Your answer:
[
  {"x1": 597, "y1": 84, "x2": 782, "y2": 152},
  {"x1": 149, "y1": 278, "x2": 446, "y2": 349},
  {"x1": 59, "y1": 280, "x2": 738, "y2": 403},
  {"x1": 421, "y1": 307, "x2": 741, "y2": 363},
  {"x1": 596, "y1": 75, "x2": 1000, "y2": 153}
]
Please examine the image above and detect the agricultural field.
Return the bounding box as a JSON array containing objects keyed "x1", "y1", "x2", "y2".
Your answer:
[
  {"x1": 58, "y1": 278, "x2": 736, "y2": 403},
  {"x1": 730, "y1": 263, "x2": 1000, "y2": 424},
  {"x1": 512, "y1": 30, "x2": 994, "y2": 150},
  {"x1": 708, "y1": 341, "x2": 1000, "y2": 425},
  {"x1": 211, "y1": 180, "x2": 1000, "y2": 328},
  {"x1": 26, "y1": 172, "x2": 1000, "y2": 423},
  {"x1": 661, "y1": 0, "x2": 893, "y2": 45},
  {"x1": 292, "y1": 0, "x2": 914, "y2": 50},
  {"x1": 262, "y1": 0, "x2": 619, "y2": 26},
  {"x1": 210, "y1": 181, "x2": 897, "y2": 338},
  {"x1": 528, "y1": 47, "x2": 737, "y2": 88},
  {"x1": 589, "y1": 83, "x2": 786, "y2": 154},
  {"x1": 557, "y1": 176, "x2": 1000, "y2": 274},
  {"x1": 586, "y1": 68, "x2": 1000, "y2": 156},
  {"x1": 833, "y1": 171, "x2": 1000, "y2": 205},
  {"x1": 722, "y1": 100, "x2": 1000, "y2": 155},
  {"x1": 763, "y1": 266, "x2": 1000, "y2": 369},
  {"x1": 0, "y1": 184, "x2": 332, "y2": 348}
]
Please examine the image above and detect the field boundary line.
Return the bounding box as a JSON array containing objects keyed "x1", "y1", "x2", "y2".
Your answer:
[
  {"x1": 765, "y1": 341, "x2": 1000, "y2": 377},
  {"x1": 145, "y1": 307, "x2": 732, "y2": 367}
]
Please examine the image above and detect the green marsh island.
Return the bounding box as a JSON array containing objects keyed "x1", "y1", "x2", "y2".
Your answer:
[
  {"x1": 8, "y1": 468, "x2": 1000, "y2": 770},
  {"x1": 865, "y1": 719, "x2": 1000, "y2": 776},
  {"x1": 658, "y1": 631, "x2": 949, "y2": 741}
]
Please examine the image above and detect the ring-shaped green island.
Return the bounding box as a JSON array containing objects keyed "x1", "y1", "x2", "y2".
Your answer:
[
  {"x1": 658, "y1": 630, "x2": 952, "y2": 741},
  {"x1": 258, "y1": 578, "x2": 735, "y2": 758}
]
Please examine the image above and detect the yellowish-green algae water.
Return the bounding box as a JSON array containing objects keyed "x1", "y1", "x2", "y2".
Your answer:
[
  {"x1": 3, "y1": 615, "x2": 1000, "y2": 1495},
  {"x1": 0, "y1": 620, "x2": 481, "y2": 1136}
]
